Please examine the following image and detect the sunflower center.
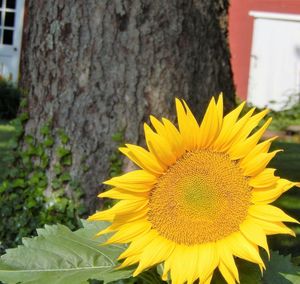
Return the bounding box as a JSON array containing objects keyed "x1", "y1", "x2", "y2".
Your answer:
[{"x1": 148, "y1": 150, "x2": 252, "y2": 245}]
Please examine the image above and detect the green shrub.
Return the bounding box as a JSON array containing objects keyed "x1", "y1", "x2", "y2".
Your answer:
[
  {"x1": 0, "y1": 78, "x2": 21, "y2": 119},
  {"x1": 267, "y1": 102, "x2": 300, "y2": 131}
]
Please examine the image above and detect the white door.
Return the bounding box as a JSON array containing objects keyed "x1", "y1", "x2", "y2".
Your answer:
[
  {"x1": 0, "y1": 0, "x2": 24, "y2": 82},
  {"x1": 248, "y1": 12, "x2": 300, "y2": 110}
]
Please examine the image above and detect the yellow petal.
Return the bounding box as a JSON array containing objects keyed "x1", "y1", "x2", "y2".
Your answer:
[
  {"x1": 113, "y1": 207, "x2": 148, "y2": 225},
  {"x1": 164, "y1": 244, "x2": 215, "y2": 284},
  {"x1": 251, "y1": 179, "x2": 297, "y2": 204},
  {"x1": 161, "y1": 117, "x2": 185, "y2": 158},
  {"x1": 240, "y1": 137, "x2": 277, "y2": 168},
  {"x1": 162, "y1": 234, "x2": 219, "y2": 284},
  {"x1": 232, "y1": 109, "x2": 269, "y2": 143},
  {"x1": 99, "y1": 188, "x2": 148, "y2": 200},
  {"x1": 149, "y1": 115, "x2": 166, "y2": 136},
  {"x1": 88, "y1": 199, "x2": 148, "y2": 221},
  {"x1": 249, "y1": 168, "x2": 279, "y2": 188},
  {"x1": 248, "y1": 205, "x2": 299, "y2": 223},
  {"x1": 183, "y1": 100, "x2": 201, "y2": 150},
  {"x1": 248, "y1": 216, "x2": 296, "y2": 236},
  {"x1": 203, "y1": 273, "x2": 213, "y2": 284},
  {"x1": 119, "y1": 145, "x2": 164, "y2": 175},
  {"x1": 185, "y1": 247, "x2": 200, "y2": 284},
  {"x1": 213, "y1": 102, "x2": 245, "y2": 150},
  {"x1": 118, "y1": 230, "x2": 157, "y2": 260},
  {"x1": 176, "y1": 98, "x2": 199, "y2": 150},
  {"x1": 173, "y1": 246, "x2": 200, "y2": 284},
  {"x1": 163, "y1": 245, "x2": 186, "y2": 284},
  {"x1": 118, "y1": 254, "x2": 140, "y2": 269},
  {"x1": 241, "y1": 150, "x2": 282, "y2": 177},
  {"x1": 133, "y1": 234, "x2": 175, "y2": 276},
  {"x1": 197, "y1": 242, "x2": 219, "y2": 283},
  {"x1": 198, "y1": 97, "x2": 220, "y2": 148},
  {"x1": 228, "y1": 118, "x2": 272, "y2": 160},
  {"x1": 144, "y1": 123, "x2": 177, "y2": 166},
  {"x1": 226, "y1": 232, "x2": 265, "y2": 269},
  {"x1": 219, "y1": 261, "x2": 237, "y2": 284},
  {"x1": 150, "y1": 115, "x2": 184, "y2": 158},
  {"x1": 162, "y1": 245, "x2": 199, "y2": 284},
  {"x1": 217, "y1": 239, "x2": 239, "y2": 283},
  {"x1": 104, "y1": 170, "x2": 156, "y2": 192},
  {"x1": 240, "y1": 219, "x2": 270, "y2": 257},
  {"x1": 219, "y1": 108, "x2": 257, "y2": 150},
  {"x1": 96, "y1": 210, "x2": 148, "y2": 237},
  {"x1": 105, "y1": 220, "x2": 151, "y2": 244},
  {"x1": 216, "y1": 93, "x2": 224, "y2": 129}
]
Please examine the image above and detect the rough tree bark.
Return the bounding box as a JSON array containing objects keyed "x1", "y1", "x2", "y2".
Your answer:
[{"x1": 20, "y1": 0, "x2": 235, "y2": 212}]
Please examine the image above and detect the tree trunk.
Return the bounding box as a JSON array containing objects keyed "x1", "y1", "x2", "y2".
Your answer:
[{"x1": 20, "y1": 0, "x2": 235, "y2": 212}]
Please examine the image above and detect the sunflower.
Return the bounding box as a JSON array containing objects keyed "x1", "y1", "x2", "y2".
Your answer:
[{"x1": 89, "y1": 94, "x2": 299, "y2": 284}]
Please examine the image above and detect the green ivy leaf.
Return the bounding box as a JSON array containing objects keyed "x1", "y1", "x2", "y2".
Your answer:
[
  {"x1": 51, "y1": 178, "x2": 62, "y2": 190},
  {"x1": 12, "y1": 178, "x2": 25, "y2": 189},
  {"x1": 19, "y1": 98, "x2": 28, "y2": 108},
  {"x1": 60, "y1": 172, "x2": 71, "y2": 182},
  {"x1": 40, "y1": 155, "x2": 50, "y2": 169},
  {"x1": 62, "y1": 155, "x2": 72, "y2": 166},
  {"x1": 58, "y1": 129, "x2": 69, "y2": 145},
  {"x1": 281, "y1": 273, "x2": 300, "y2": 283},
  {"x1": 24, "y1": 135, "x2": 34, "y2": 145},
  {"x1": 19, "y1": 112, "x2": 29, "y2": 122},
  {"x1": 0, "y1": 220, "x2": 133, "y2": 284},
  {"x1": 111, "y1": 132, "x2": 124, "y2": 143},
  {"x1": 262, "y1": 251, "x2": 300, "y2": 283},
  {"x1": 40, "y1": 124, "x2": 51, "y2": 136},
  {"x1": 56, "y1": 147, "x2": 71, "y2": 159},
  {"x1": 53, "y1": 164, "x2": 63, "y2": 175},
  {"x1": 44, "y1": 137, "x2": 54, "y2": 147}
]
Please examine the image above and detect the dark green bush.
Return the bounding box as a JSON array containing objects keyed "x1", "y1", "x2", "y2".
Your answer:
[{"x1": 0, "y1": 79, "x2": 21, "y2": 119}]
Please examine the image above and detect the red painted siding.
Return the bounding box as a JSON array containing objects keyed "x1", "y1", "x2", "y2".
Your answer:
[{"x1": 229, "y1": 0, "x2": 300, "y2": 100}]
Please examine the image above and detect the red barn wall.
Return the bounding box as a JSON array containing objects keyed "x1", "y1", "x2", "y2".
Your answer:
[{"x1": 229, "y1": 0, "x2": 300, "y2": 100}]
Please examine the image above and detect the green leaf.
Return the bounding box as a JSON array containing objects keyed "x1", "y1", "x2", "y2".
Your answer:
[
  {"x1": 56, "y1": 147, "x2": 71, "y2": 159},
  {"x1": 262, "y1": 251, "x2": 300, "y2": 284},
  {"x1": 54, "y1": 164, "x2": 63, "y2": 175},
  {"x1": 58, "y1": 129, "x2": 69, "y2": 145},
  {"x1": 111, "y1": 132, "x2": 123, "y2": 143},
  {"x1": 24, "y1": 135, "x2": 34, "y2": 145},
  {"x1": 44, "y1": 137, "x2": 54, "y2": 147},
  {"x1": 12, "y1": 178, "x2": 26, "y2": 189},
  {"x1": 281, "y1": 273, "x2": 300, "y2": 283},
  {"x1": 40, "y1": 124, "x2": 51, "y2": 136},
  {"x1": 62, "y1": 155, "x2": 72, "y2": 166},
  {"x1": 0, "y1": 220, "x2": 133, "y2": 284},
  {"x1": 19, "y1": 98, "x2": 28, "y2": 108},
  {"x1": 60, "y1": 172, "x2": 71, "y2": 182},
  {"x1": 19, "y1": 112, "x2": 29, "y2": 122},
  {"x1": 51, "y1": 178, "x2": 63, "y2": 190}
]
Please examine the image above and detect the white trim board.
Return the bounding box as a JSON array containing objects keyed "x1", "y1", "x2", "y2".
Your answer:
[{"x1": 249, "y1": 11, "x2": 300, "y2": 22}]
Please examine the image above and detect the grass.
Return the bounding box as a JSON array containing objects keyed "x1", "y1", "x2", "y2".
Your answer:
[
  {"x1": 0, "y1": 121, "x2": 299, "y2": 255},
  {"x1": 0, "y1": 120, "x2": 16, "y2": 181}
]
